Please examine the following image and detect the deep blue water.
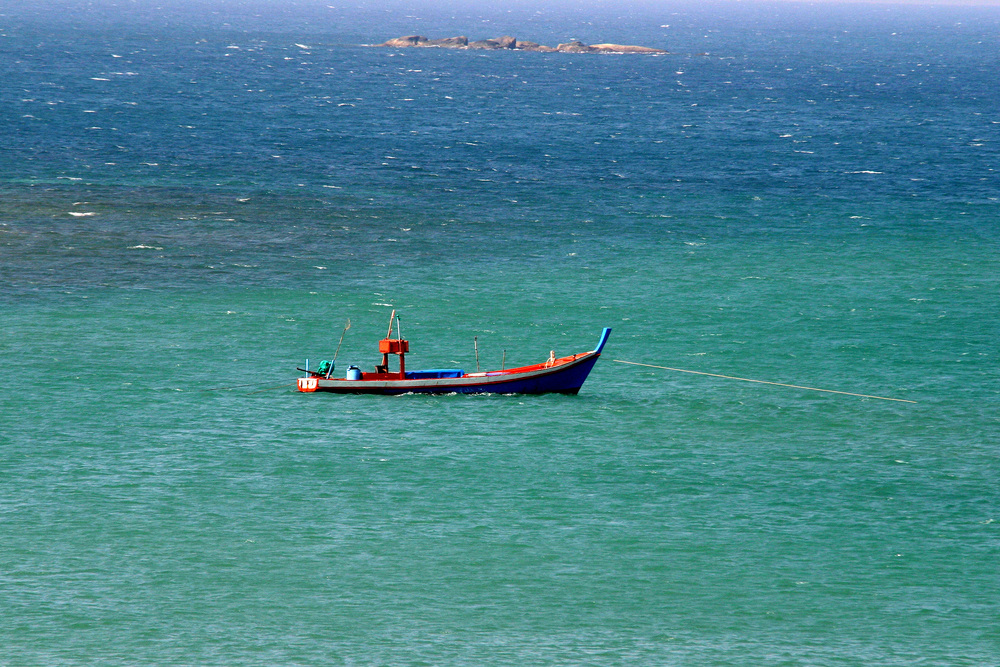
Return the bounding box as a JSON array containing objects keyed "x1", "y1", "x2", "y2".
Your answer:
[{"x1": 2, "y1": 2, "x2": 999, "y2": 664}]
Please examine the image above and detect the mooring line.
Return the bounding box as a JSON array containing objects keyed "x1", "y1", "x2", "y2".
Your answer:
[
  {"x1": 246, "y1": 382, "x2": 298, "y2": 395},
  {"x1": 204, "y1": 381, "x2": 285, "y2": 391},
  {"x1": 613, "y1": 359, "x2": 916, "y2": 403}
]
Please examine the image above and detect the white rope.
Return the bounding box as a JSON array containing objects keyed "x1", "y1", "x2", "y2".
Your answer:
[{"x1": 613, "y1": 359, "x2": 916, "y2": 403}]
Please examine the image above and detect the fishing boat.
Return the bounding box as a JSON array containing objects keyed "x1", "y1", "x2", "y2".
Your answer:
[{"x1": 297, "y1": 312, "x2": 610, "y2": 395}]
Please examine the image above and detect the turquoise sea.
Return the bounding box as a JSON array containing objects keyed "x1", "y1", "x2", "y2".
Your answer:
[{"x1": 2, "y1": 1, "x2": 999, "y2": 664}]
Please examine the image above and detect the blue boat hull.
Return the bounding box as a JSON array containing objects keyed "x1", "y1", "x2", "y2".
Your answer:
[{"x1": 309, "y1": 351, "x2": 602, "y2": 395}]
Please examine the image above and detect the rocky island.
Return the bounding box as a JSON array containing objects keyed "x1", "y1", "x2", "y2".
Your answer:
[{"x1": 379, "y1": 35, "x2": 668, "y2": 54}]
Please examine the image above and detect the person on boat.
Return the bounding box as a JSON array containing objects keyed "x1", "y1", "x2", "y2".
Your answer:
[{"x1": 545, "y1": 350, "x2": 556, "y2": 368}]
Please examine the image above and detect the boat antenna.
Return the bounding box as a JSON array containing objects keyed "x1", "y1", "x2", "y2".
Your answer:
[
  {"x1": 502, "y1": 349, "x2": 506, "y2": 371},
  {"x1": 474, "y1": 335, "x2": 480, "y2": 372},
  {"x1": 329, "y1": 319, "x2": 351, "y2": 378},
  {"x1": 395, "y1": 314, "x2": 402, "y2": 341}
]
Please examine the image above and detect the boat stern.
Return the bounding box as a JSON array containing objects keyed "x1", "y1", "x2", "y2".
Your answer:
[{"x1": 297, "y1": 377, "x2": 320, "y2": 392}]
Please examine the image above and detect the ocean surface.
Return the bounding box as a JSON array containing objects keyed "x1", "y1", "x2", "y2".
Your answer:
[{"x1": 2, "y1": 1, "x2": 999, "y2": 664}]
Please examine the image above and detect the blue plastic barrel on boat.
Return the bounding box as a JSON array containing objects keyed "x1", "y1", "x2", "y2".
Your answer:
[{"x1": 346, "y1": 365, "x2": 362, "y2": 381}]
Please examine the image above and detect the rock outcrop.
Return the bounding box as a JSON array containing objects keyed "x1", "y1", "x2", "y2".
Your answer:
[
  {"x1": 381, "y1": 35, "x2": 426, "y2": 47},
  {"x1": 587, "y1": 43, "x2": 668, "y2": 54},
  {"x1": 427, "y1": 36, "x2": 469, "y2": 48},
  {"x1": 378, "y1": 35, "x2": 666, "y2": 54}
]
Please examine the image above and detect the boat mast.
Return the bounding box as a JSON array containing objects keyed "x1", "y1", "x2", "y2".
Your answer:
[{"x1": 378, "y1": 308, "x2": 408, "y2": 377}]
